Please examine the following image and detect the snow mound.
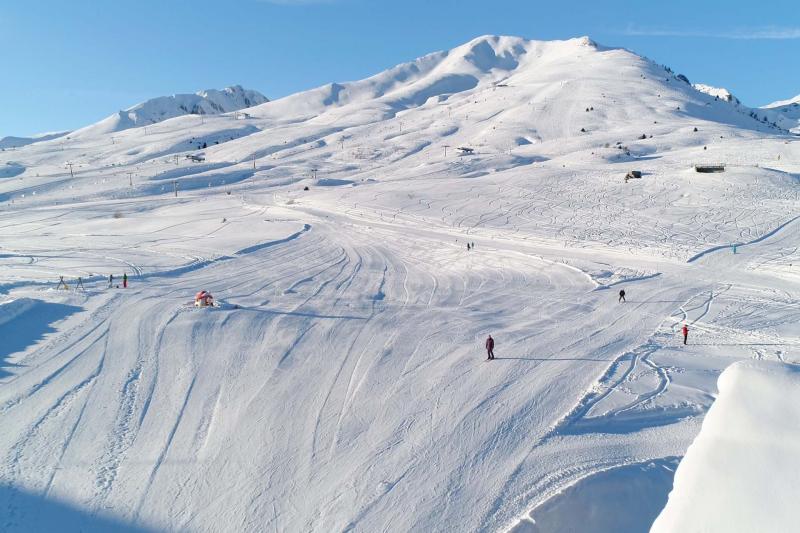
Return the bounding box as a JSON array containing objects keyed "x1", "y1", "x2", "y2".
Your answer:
[
  {"x1": 651, "y1": 361, "x2": 800, "y2": 533},
  {"x1": 73, "y1": 85, "x2": 268, "y2": 137},
  {"x1": 512, "y1": 460, "x2": 677, "y2": 533}
]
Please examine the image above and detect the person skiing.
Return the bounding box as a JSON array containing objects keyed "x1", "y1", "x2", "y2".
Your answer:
[
  {"x1": 682, "y1": 324, "x2": 689, "y2": 345},
  {"x1": 467, "y1": 243, "x2": 471, "y2": 251},
  {"x1": 618, "y1": 289, "x2": 626, "y2": 303},
  {"x1": 108, "y1": 274, "x2": 114, "y2": 288},
  {"x1": 123, "y1": 272, "x2": 128, "y2": 289},
  {"x1": 485, "y1": 335, "x2": 495, "y2": 360}
]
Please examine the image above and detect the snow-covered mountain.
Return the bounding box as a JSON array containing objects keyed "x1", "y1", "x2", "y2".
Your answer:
[
  {"x1": 763, "y1": 93, "x2": 800, "y2": 133},
  {"x1": 242, "y1": 35, "x2": 784, "y2": 138},
  {"x1": 71, "y1": 85, "x2": 268, "y2": 137},
  {"x1": 0, "y1": 35, "x2": 798, "y2": 533},
  {"x1": 0, "y1": 131, "x2": 70, "y2": 150},
  {"x1": 692, "y1": 83, "x2": 800, "y2": 133},
  {"x1": 693, "y1": 83, "x2": 740, "y2": 104}
]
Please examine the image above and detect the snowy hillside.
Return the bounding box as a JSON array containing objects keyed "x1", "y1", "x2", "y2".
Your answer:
[
  {"x1": 764, "y1": 93, "x2": 800, "y2": 133},
  {"x1": 693, "y1": 83, "x2": 798, "y2": 132},
  {"x1": 0, "y1": 35, "x2": 798, "y2": 532},
  {"x1": 71, "y1": 85, "x2": 268, "y2": 137},
  {"x1": 651, "y1": 361, "x2": 800, "y2": 533},
  {"x1": 0, "y1": 131, "x2": 70, "y2": 150}
]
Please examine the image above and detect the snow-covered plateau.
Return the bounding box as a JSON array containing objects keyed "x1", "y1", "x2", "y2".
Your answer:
[{"x1": 0, "y1": 35, "x2": 798, "y2": 532}]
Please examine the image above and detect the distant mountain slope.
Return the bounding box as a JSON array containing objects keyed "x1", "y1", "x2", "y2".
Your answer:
[
  {"x1": 763, "y1": 93, "x2": 800, "y2": 133},
  {"x1": 693, "y1": 83, "x2": 740, "y2": 105},
  {"x1": 693, "y1": 83, "x2": 799, "y2": 133},
  {"x1": 241, "y1": 35, "x2": 786, "y2": 142},
  {"x1": 0, "y1": 131, "x2": 70, "y2": 150},
  {"x1": 71, "y1": 85, "x2": 268, "y2": 137}
]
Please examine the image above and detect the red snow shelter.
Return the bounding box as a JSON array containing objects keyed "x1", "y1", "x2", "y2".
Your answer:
[{"x1": 195, "y1": 290, "x2": 215, "y2": 307}]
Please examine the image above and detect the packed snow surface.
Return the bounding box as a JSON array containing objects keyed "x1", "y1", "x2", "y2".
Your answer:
[
  {"x1": 651, "y1": 361, "x2": 800, "y2": 533},
  {"x1": 0, "y1": 35, "x2": 798, "y2": 532}
]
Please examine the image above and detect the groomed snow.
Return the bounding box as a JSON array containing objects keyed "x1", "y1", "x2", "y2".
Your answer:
[
  {"x1": 650, "y1": 361, "x2": 800, "y2": 533},
  {"x1": 0, "y1": 35, "x2": 798, "y2": 532}
]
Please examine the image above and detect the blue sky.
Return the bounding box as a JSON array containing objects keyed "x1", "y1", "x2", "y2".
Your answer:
[{"x1": 2, "y1": 0, "x2": 799, "y2": 137}]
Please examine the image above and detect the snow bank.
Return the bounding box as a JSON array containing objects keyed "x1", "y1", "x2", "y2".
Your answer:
[
  {"x1": 511, "y1": 460, "x2": 677, "y2": 533},
  {"x1": 651, "y1": 361, "x2": 800, "y2": 533},
  {"x1": 0, "y1": 298, "x2": 37, "y2": 326}
]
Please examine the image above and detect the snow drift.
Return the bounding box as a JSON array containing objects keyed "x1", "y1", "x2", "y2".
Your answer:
[{"x1": 651, "y1": 361, "x2": 800, "y2": 533}]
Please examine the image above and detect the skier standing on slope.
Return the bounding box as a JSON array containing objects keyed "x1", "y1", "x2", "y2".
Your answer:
[
  {"x1": 682, "y1": 324, "x2": 689, "y2": 345},
  {"x1": 618, "y1": 289, "x2": 626, "y2": 303},
  {"x1": 485, "y1": 335, "x2": 495, "y2": 360},
  {"x1": 108, "y1": 274, "x2": 114, "y2": 288},
  {"x1": 123, "y1": 272, "x2": 128, "y2": 288}
]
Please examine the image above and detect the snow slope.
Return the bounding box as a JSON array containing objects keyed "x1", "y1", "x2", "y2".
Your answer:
[
  {"x1": 693, "y1": 83, "x2": 798, "y2": 132},
  {"x1": 651, "y1": 361, "x2": 800, "y2": 533},
  {"x1": 71, "y1": 85, "x2": 268, "y2": 138},
  {"x1": 693, "y1": 83, "x2": 740, "y2": 104},
  {"x1": 0, "y1": 131, "x2": 70, "y2": 150},
  {"x1": 764, "y1": 93, "x2": 800, "y2": 133},
  {"x1": 0, "y1": 35, "x2": 798, "y2": 532}
]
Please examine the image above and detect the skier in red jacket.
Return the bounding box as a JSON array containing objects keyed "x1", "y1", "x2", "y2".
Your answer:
[
  {"x1": 485, "y1": 335, "x2": 495, "y2": 360},
  {"x1": 682, "y1": 324, "x2": 689, "y2": 345}
]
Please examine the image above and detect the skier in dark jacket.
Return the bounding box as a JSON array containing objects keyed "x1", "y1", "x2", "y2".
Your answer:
[
  {"x1": 123, "y1": 272, "x2": 128, "y2": 288},
  {"x1": 682, "y1": 324, "x2": 689, "y2": 345},
  {"x1": 108, "y1": 274, "x2": 114, "y2": 288},
  {"x1": 618, "y1": 289, "x2": 626, "y2": 303},
  {"x1": 485, "y1": 335, "x2": 495, "y2": 360}
]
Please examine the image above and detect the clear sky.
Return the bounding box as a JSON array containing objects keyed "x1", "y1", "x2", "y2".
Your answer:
[{"x1": 2, "y1": 0, "x2": 799, "y2": 138}]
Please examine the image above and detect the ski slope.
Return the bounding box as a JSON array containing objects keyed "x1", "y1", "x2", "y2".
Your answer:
[{"x1": 0, "y1": 35, "x2": 799, "y2": 532}]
